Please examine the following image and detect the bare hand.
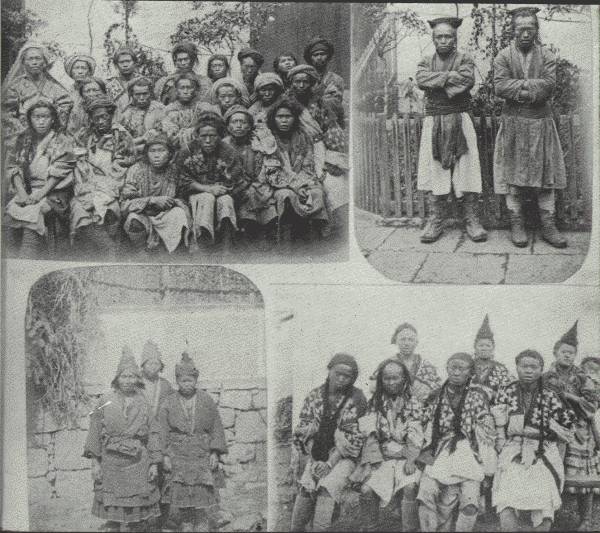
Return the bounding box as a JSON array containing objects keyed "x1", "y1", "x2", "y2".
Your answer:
[
  {"x1": 148, "y1": 464, "x2": 158, "y2": 482},
  {"x1": 210, "y1": 185, "x2": 230, "y2": 197},
  {"x1": 209, "y1": 452, "x2": 220, "y2": 471},
  {"x1": 152, "y1": 196, "x2": 175, "y2": 210},
  {"x1": 26, "y1": 190, "x2": 45, "y2": 204},
  {"x1": 403, "y1": 460, "x2": 417, "y2": 476},
  {"x1": 313, "y1": 461, "x2": 331, "y2": 480},
  {"x1": 14, "y1": 192, "x2": 29, "y2": 205},
  {"x1": 163, "y1": 455, "x2": 172, "y2": 472}
]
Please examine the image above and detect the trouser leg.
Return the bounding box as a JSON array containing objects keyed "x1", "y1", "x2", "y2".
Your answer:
[
  {"x1": 20, "y1": 228, "x2": 45, "y2": 259},
  {"x1": 359, "y1": 485, "x2": 380, "y2": 531},
  {"x1": 126, "y1": 219, "x2": 147, "y2": 250},
  {"x1": 401, "y1": 483, "x2": 420, "y2": 532},
  {"x1": 313, "y1": 488, "x2": 336, "y2": 531},
  {"x1": 499, "y1": 507, "x2": 520, "y2": 532},
  {"x1": 290, "y1": 489, "x2": 316, "y2": 532}
]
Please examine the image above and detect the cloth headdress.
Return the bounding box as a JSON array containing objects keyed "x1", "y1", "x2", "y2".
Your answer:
[
  {"x1": 508, "y1": 7, "x2": 540, "y2": 18},
  {"x1": 253, "y1": 72, "x2": 284, "y2": 93},
  {"x1": 303, "y1": 37, "x2": 335, "y2": 63},
  {"x1": 84, "y1": 94, "x2": 116, "y2": 114},
  {"x1": 210, "y1": 76, "x2": 250, "y2": 105},
  {"x1": 327, "y1": 352, "x2": 359, "y2": 380},
  {"x1": 144, "y1": 129, "x2": 172, "y2": 151},
  {"x1": 175, "y1": 351, "x2": 199, "y2": 379},
  {"x1": 141, "y1": 340, "x2": 162, "y2": 366},
  {"x1": 237, "y1": 47, "x2": 264, "y2": 68},
  {"x1": 195, "y1": 110, "x2": 226, "y2": 136},
  {"x1": 64, "y1": 54, "x2": 96, "y2": 79},
  {"x1": 559, "y1": 321, "x2": 578, "y2": 348},
  {"x1": 515, "y1": 349, "x2": 545, "y2": 367},
  {"x1": 172, "y1": 41, "x2": 198, "y2": 64},
  {"x1": 287, "y1": 64, "x2": 320, "y2": 84},
  {"x1": 447, "y1": 352, "x2": 474, "y2": 368},
  {"x1": 116, "y1": 345, "x2": 141, "y2": 377},
  {"x1": 224, "y1": 104, "x2": 254, "y2": 125},
  {"x1": 428, "y1": 17, "x2": 463, "y2": 29},
  {"x1": 475, "y1": 314, "x2": 494, "y2": 343},
  {"x1": 127, "y1": 75, "x2": 154, "y2": 94},
  {"x1": 112, "y1": 46, "x2": 137, "y2": 64},
  {"x1": 581, "y1": 356, "x2": 600, "y2": 368}
]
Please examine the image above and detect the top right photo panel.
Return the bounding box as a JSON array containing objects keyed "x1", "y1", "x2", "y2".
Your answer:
[{"x1": 353, "y1": 4, "x2": 596, "y2": 285}]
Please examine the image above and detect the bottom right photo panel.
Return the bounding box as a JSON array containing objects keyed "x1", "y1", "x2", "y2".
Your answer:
[{"x1": 270, "y1": 284, "x2": 600, "y2": 532}]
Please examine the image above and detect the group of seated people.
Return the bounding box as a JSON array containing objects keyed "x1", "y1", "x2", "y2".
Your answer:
[
  {"x1": 292, "y1": 317, "x2": 600, "y2": 531},
  {"x1": 2, "y1": 37, "x2": 348, "y2": 259}
]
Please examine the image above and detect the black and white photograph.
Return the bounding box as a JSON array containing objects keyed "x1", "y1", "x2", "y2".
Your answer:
[
  {"x1": 353, "y1": 4, "x2": 595, "y2": 283},
  {"x1": 22, "y1": 265, "x2": 266, "y2": 532},
  {"x1": 271, "y1": 284, "x2": 600, "y2": 531},
  {"x1": 1, "y1": 1, "x2": 350, "y2": 263}
]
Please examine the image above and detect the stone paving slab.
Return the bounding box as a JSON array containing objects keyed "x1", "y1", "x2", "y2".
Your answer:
[
  {"x1": 354, "y1": 222, "x2": 397, "y2": 253},
  {"x1": 531, "y1": 231, "x2": 591, "y2": 256},
  {"x1": 366, "y1": 250, "x2": 428, "y2": 283},
  {"x1": 377, "y1": 227, "x2": 463, "y2": 253},
  {"x1": 505, "y1": 254, "x2": 587, "y2": 284},
  {"x1": 457, "y1": 230, "x2": 533, "y2": 255},
  {"x1": 414, "y1": 252, "x2": 507, "y2": 284}
]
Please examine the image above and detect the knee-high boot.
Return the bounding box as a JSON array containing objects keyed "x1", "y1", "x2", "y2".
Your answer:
[
  {"x1": 313, "y1": 492, "x2": 336, "y2": 531},
  {"x1": 401, "y1": 498, "x2": 419, "y2": 532}
]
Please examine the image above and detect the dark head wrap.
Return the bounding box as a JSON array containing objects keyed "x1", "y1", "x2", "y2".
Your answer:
[
  {"x1": 559, "y1": 321, "x2": 578, "y2": 348},
  {"x1": 287, "y1": 64, "x2": 320, "y2": 85},
  {"x1": 254, "y1": 72, "x2": 284, "y2": 93},
  {"x1": 172, "y1": 41, "x2": 198, "y2": 64},
  {"x1": 475, "y1": 314, "x2": 494, "y2": 344},
  {"x1": 77, "y1": 77, "x2": 108, "y2": 98},
  {"x1": 428, "y1": 17, "x2": 463, "y2": 29},
  {"x1": 304, "y1": 37, "x2": 334, "y2": 63},
  {"x1": 390, "y1": 322, "x2": 418, "y2": 344},
  {"x1": 224, "y1": 104, "x2": 254, "y2": 127},
  {"x1": 84, "y1": 94, "x2": 117, "y2": 115},
  {"x1": 237, "y1": 47, "x2": 264, "y2": 68},
  {"x1": 127, "y1": 75, "x2": 154, "y2": 96},
  {"x1": 195, "y1": 110, "x2": 226, "y2": 137},
  {"x1": 447, "y1": 352, "x2": 475, "y2": 369},
  {"x1": 175, "y1": 351, "x2": 199, "y2": 379},
  {"x1": 144, "y1": 129, "x2": 173, "y2": 152},
  {"x1": 509, "y1": 6, "x2": 540, "y2": 18},
  {"x1": 327, "y1": 352, "x2": 359, "y2": 380},
  {"x1": 515, "y1": 349, "x2": 545, "y2": 368},
  {"x1": 113, "y1": 46, "x2": 137, "y2": 64}
]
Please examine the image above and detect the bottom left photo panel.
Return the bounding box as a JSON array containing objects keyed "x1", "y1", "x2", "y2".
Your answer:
[{"x1": 20, "y1": 265, "x2": 266, "y2": 532}]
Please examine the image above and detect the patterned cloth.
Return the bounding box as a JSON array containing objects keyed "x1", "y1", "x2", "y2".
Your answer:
[
  {"x1": 114, "y1": 101, "x2": 166, "y2": 152},
  {"x1": 106, "y1": 75, "x2": 134, "y2": 112},
  {"x1": 472, "y1": 360, "x2": 514, "y2": 403}
]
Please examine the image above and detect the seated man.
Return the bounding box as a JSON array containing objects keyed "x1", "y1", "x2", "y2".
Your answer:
[
  {"x1": 176, "y1": 111, "x2": 246, "y2": 250},
  {"x1": 492, "y1": 349, "x2": 575, "y2": 531},
  {"x1": 352, "y1": 358, "x2": 423, "y2": 532},
  {"x1": 417, "y1": 352, "x2": 496, "y2": 532},
  {"x1": 291, "y1": 353, "x2": 367, "y2": 531},
  {"x1": 70, "y1": 95, "x2": 135, "y2": 258},
  {"x1": 120, "y1": 130, "x2": 190, "y2": 254}
]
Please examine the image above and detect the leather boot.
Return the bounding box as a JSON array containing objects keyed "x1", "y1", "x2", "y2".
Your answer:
[
  {"x1": 359, "y1": 491, "x2": 380, "y2": 531},
  {"x1": 508, "y1": 210, "x2": 528, "y2": 248},
  {"x1": 463, "y1": 193, "x2": 488, "y2": 242},
  {"x1": 539, "y1": 209, "x2": 567, "y2": 248},
  {"x1": 313, "y1": 493, "x2": 336, "y2": 531},
  {"x1": 401, "y1": 499, "x2": 419, "y2": 532},
  {"x1": 420, "y1": 194, "x2": 447, "y2": 243},
  {"x1": 455, "y1": 510, "x2": 478, "y2": 532}
]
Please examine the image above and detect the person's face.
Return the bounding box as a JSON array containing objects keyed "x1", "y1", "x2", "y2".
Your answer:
[
  {"x1": 277, "y1": 56, "x2": 296, "y2": 73},
  {"x1": 241, "y1": 57, "x2": 259, "y2": 79},
  {"x1": 395, "y1": 328, "x2": 418, "y2": 357},
  {"x1": 258, "y1": 84, "x2": 278, "y2": 105},
  {"x1": 71, "y1": 60, "x2": 91, "y2": 81},
  {"x1": 432, "y1": 24, "x2": 457, "y2": 56},
  {"x1": 554, "y1": 343, "x2": 577, "y2": 367},
  {"x1": 517, "y1": 356, "x2": 543, "y2": 384},
  {"x1": 131, "y1": 84, "x2": 152, "y2": 109},
  {"x1": 310, "y1": 50, "x2": 329, "y2": 69},
  {"x1": 23, "y1": 48, "x2": 45, "y2": 76},
  {"x1": 446, "y1": 359, "x2": 472, "y2": 386},
  {"x1": 90, "y1": 107, "x2": 113, "y2": 134},
  {"x1": 116, "y1": 54, "x2": 136, "y2": 75},
  {"x1": 118, "y1": 370, "x2": 138, "y2": 393},
  {"x1": 147, "y1": 144, "x2": 171, "y2": 168},
  {"x1": 82, "y1": 81, "x2": 103, "y2": 100},
  {"x1": 197, "y1": 125, "x2": 219, "y2": 153},
  {"x1": 209, "y1": 59, "x2": 227, "y2": 79},
  {"x1": 227, "y1": 112, "x2": 251, "y2": 138},
  {"x1": 30, "y1": 107, "x2": 54, "y2": 136},
  {"x1": 217, "y1": 85, "x2": 238, "y2": 111},
  {"x1": 176, "y1": 79, "x2": 196, "y2": 104},
  {"x1": 328, "y1": 363, "x2": 354, "y2": 392},
  {"x1": 177, "y1": 375, "x2": 198, "y2": 395},
  {"x1": 142, "y1": 360, "x2": 162, "y2": 379},
  {"x1": 291, "y1": 73, "x2": 312, "y2": 95},
  {"x1": 474, "y1": 339, "x2": 495, "y2": 360},
  {"x1": 175, "y1": 52, "x2": 193, "y2": 71},
  {"x1": 274, "y1": 107, "x2": 295, "y2": 133},
  {"x1": 514, "y1": 16, "x2": 538, "y2": 51},
  {"x1": 382, "y1": 363, "x2": 406, "y2": 396}
]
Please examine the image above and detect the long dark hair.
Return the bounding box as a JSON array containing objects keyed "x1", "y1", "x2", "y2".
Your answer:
[
  {"x1": 266, "y1": 95, "x2": 303, "y2": 133},
  {"x1": 369, "y1": 359, "x2": 412, "y2": 415},
  {"x1": 430, "y1": 377, "x2": 472, "y2": 455}
]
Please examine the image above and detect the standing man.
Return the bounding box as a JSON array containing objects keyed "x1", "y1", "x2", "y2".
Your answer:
[
  {"x1": 303, "y1": 37, "x2": 345, "y2": 94},
  {"x1": 416, "y1": 18, "x2": 487, "y2": 244},
  {"x1": 237, "y1": 47, "x2": 264, "y2": 105},
  {"x1": 493, "y1": 7, "x2": 567, "y2": 248},
  {"x1": 106, "y1": 47, "x2": 139, "y2": 113}
]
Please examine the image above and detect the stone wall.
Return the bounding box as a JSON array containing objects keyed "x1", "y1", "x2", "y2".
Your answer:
[{"x1": 28, "y1": 378, "x2": 267, "y2": 531}]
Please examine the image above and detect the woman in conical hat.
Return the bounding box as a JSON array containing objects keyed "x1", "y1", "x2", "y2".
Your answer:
[
  {"x1": 83, "y1": 346, "x2": 161, "y2": 531},
  {"x1": 157, "y1": 351, "x2": 227, "y2": 532}
]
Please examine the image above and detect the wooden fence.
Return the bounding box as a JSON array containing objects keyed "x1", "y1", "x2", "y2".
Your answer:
[{"x1": 354, "y1": 112, "x2": 592, "y2": 230}]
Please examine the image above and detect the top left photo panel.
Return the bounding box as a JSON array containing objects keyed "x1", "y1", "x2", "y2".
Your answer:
[{"x1": 1, "y1": 1, "x2": 350, "y2": 264}]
